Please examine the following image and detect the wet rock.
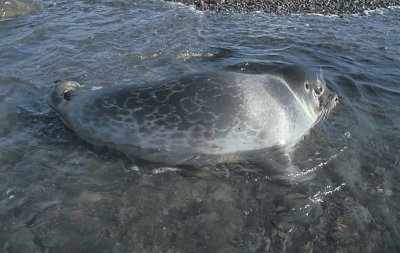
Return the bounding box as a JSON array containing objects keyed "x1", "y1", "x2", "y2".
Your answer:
[{"x1": 165, "y1": 0, "x2": 400, "y2": 14}]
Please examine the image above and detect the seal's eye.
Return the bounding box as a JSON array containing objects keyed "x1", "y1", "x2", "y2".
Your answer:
[
  {"x1": 315, "y1": 87, "x2": 323, "y2": 96},
  {"x1": 305, "y1": 82, "x2": 309, "y2": 91},
  {"x1": 63, "y1": 90, "x2": 72, "y2": 101}
]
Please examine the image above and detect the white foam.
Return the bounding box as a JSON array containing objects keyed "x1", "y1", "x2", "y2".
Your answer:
[
  {"x1": 152, "y1": 167, "x2": 181, "y2": 174},
  {"x1": 362, "y1": 8, "x2": 387, "y2": 16},
  {"x1": 310, "y1": 183, "x2": 346, "y2": 204},
  {"x1": 162, "y1": 0, "x2": 204, "y2": 15},
  {"x1": 388, "y1": 5, "x2": 400, "y2": 10},
  {"x1": 177, "y1": 50, "x2": 215, "y2": 61}
]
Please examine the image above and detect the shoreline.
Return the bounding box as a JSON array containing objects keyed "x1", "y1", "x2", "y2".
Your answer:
[{"x1": 165, "y1": 0, "x2": 400, "y2": 14}]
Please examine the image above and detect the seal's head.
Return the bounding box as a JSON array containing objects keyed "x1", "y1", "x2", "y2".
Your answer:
[
  {"x1": 274, "y1": 65, "x2": 338, "y2": 120},
  {"x1": 47, "y1": 80, "x2": 85, "y2": 132},
  {"x1": 47, "y1": 80, "x2": 81, "y2": 112}
]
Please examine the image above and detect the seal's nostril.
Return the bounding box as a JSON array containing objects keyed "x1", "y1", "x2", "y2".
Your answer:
[
  {"x1": 329, "y1": 93, "x2": 338, "y2": 103},
  {"x1": 332, "y1": 93, "x2": 339, "y2": 103}
]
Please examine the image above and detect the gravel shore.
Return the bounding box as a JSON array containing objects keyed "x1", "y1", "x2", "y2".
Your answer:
[{"x1": 165, "y1": 0, "x2": 400, "y2": 14}]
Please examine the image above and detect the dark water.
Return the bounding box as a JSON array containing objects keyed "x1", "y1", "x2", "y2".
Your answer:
[{"x1": 1, "y1": 1, "x2": 400, "y2": 252}]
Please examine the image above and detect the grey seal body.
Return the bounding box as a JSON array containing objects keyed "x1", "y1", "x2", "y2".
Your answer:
[
  {"x1": 47, "y1": 65, "x2": 338, "y2": 166},
  {"x1": 0, "y1": 0, "x2": 37, "y2": 19}
]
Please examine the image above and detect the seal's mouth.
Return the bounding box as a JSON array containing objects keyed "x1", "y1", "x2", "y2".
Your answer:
[
  {"x1": 314, "y1": 92, "x2": 338, "y2": 125},
  {"x1": 321, "y1": 92, "x2": 338, "y2": 110}
]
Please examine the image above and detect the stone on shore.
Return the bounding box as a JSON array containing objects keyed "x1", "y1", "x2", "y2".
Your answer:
[{"x1": 165, "y1": 0, "x2": 400, "y2": 14}]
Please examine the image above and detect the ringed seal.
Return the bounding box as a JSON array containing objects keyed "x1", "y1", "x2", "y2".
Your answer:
[
  {"x1": 0, "y1": 0, "x2": 37, "y2": 19},
  {"x1": 47, "y1": 64, "x2": 338, "y2": 166}
]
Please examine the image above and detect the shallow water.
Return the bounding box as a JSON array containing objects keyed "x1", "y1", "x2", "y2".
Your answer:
[{"x1": 1, "y1": 1, "x2": 400, "y2": 252}]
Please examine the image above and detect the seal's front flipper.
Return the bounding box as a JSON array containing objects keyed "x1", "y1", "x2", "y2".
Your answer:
[{"x1": 246, "y1": 148, "x2": 315, "y2": 185}]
